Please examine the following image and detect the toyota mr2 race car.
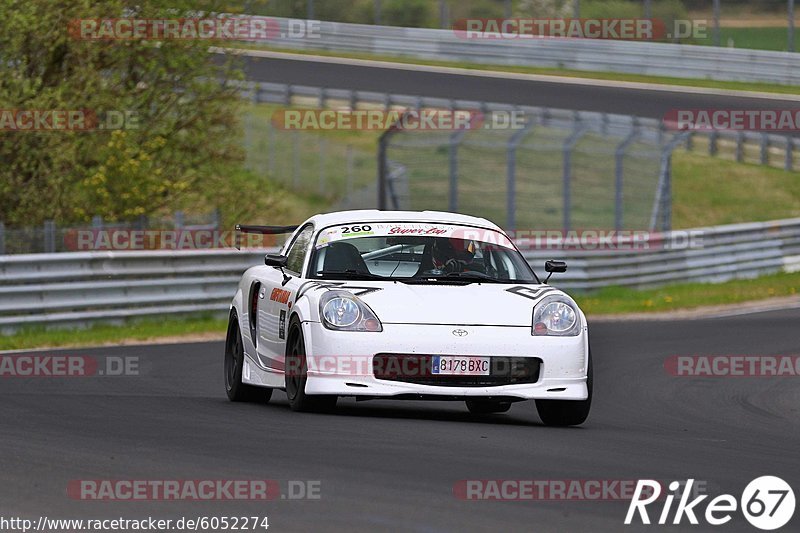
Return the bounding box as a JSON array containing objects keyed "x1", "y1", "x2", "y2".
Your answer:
[{"x1": 225, "y1": 210, "x2": 592, "y2": 426}]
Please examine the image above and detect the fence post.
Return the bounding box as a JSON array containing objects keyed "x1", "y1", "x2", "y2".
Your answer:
[
  {"x1": 0, "y1": 222, "x2": 5, "y2": 255},
  {"x1": 562, "y1": 122, "x2": 588, "y2": 231},
  {"x1": 268, "y1": 121, "x2": 276, "y2": 176},
  {"x1": 786, "y1": 136, "x2": 794, "y2": 171},
  {"x1": 614, "y1": 122, "x2": 639, "y2": 231},
  {"x1": 292, "y1": 131, "x2": 300, "y2": 189},
  {"x1": 790, "y1": 0, "x2": 796, "y2": 53},
  {"x1": 319, "y1": 137, "x2": 327, "y2": 195},
  {"x1": 319, "y1": 87, "x2": 326, "y2": 108},
  {"x1": 174, "y1": 211, "x2": 184, "y2": 229},
  {"x1": 377, "y1": 112, "x2": 410, "y2": 209},
  {"x1": 448, "y1": 129, "x2": 468, "y2": 212},
  {"x1": 43, "y1": 220, "x2": 56, "y2": 253},
  {"x1": 346, "y1": 145, "x2": 354, "y2": 203},
  {"x1": 505, "y1": 118, "x2": 535, "y2": 231},
  {"x1": 92, "y1": 215, "x2": 103, "y2": 229}
]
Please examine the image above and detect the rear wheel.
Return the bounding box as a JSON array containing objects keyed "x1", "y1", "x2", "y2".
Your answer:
[
  {"x1": 225, "y1": 314, "x2": 272, "y2": 403},
  {"x1": 535, "y1": 348, "x2": 592, "y2": 426},
  {"x1": 285, "y1": 318, "x2": 337, "y2": 412},
  {"x1": 465, "y1": 399, "x2": 512, "y2": 414}
]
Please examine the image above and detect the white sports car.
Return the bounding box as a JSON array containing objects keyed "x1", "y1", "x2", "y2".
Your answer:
[{"x1": 225, "y1": 210, "x2": 592, "y2": 426}]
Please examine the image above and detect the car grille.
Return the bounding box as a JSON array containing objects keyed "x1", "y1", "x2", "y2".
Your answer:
[{"x1": 372, "y1": 354, "x2": 541, "y2": 387}]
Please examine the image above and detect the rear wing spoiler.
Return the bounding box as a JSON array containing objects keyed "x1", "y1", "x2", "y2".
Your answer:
[{"x1": 235, "y1": 224, "x2": 299, "y2": 250}]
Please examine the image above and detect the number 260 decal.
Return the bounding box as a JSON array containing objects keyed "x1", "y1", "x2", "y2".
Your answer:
[{"x1": 341, "y1": 225, "x2": 372, "y2": 234}]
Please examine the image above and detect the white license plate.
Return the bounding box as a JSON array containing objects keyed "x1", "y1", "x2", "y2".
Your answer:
[{"x1": 432, "y1": 356, "x2": 490, "y2": 375}]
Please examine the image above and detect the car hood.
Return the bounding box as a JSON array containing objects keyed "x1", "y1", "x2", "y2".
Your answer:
[{"x1": 318, "y1": 281, "x2": 565, "y2": 327}]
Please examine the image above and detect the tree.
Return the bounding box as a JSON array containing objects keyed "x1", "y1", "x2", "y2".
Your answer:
[{"x1": 0, "y1": 0, "x2": 244, "y2": 225}]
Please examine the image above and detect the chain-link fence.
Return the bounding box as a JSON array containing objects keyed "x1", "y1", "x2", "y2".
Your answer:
[
  {"x1": 241, "y1": 109, "x2": 376, "y2": 209},
  {"x1": 380, "y1": 108, "x2": 685, "y2": 232}
]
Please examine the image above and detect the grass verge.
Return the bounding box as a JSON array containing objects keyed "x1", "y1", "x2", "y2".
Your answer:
[
  {"x1": 575, "y1": 271, "x2": 800, "y2": 315},
  {"x1": 0, "y1": 315, "x2": 228, "y2": 352},
  {"x1": 3, "y1": 272, "x2": 800, "y2": 350}
]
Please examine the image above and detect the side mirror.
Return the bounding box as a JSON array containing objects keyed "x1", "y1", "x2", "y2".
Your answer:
[
  {"x1": 265, "y1": 253, "x2": 288, "y2": 268},
  {"x1": 544, "y1": 260, "x2": 567, "y2": 273},
  {"x1": 543, "y1": 260, "x2": 567, "y2": 284}
]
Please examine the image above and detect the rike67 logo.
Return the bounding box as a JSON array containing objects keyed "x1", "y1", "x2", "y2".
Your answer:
[{"x1": 625, "y1": 477, "x2": 795, "y2": 530}]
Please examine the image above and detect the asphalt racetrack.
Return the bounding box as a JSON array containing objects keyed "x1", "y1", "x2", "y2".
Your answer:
[
  {"x1": 240, "y1": 53, "x2": 800, "y2": 119},
  {"x1": 2, "y1": 308, "x2": 798, "y2": 532}
]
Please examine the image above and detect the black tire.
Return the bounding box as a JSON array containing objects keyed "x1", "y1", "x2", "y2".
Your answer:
[
  {"x1": 535, "y1": 348, "x2": 592, "y2": 426},
  {"x1": 465, "y1": 399, "x2": 512, "y2": 414},
  {"x1": 285, "y1": 318, "x2": 337, "y2": 413},
  {"x1": 225, "y1": 313, "x2": 273, "y2": 403}
]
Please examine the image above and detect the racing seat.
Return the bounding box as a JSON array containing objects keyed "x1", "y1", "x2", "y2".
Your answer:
[{"x1": 322, "y1": 241, "x2": 370, "y2": 274}]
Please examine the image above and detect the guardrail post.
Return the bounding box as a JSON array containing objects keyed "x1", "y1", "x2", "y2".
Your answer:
[
  {"x1": 254, "y1": 83, "x2": 263, "y2": 104},
  {"x1": 786, "y1": 136, "x2": 794, "y2": 171},
  {"x1": 43, "y1": 220, "x2": 56, "y2": 253},
  {"x1": 284, "y1": 84, "x2": 292, "y2": 106},
  {"x1": 615, "y1": 122, "x2": 639, "y2": 231},
  {"x1": 760, "y1": 133, "x2": 769, "y2": 165},
  {"x1": 736, "y1": 131, "x2": 745, "y2": 162},
  {"x1": 0, "y1": 222, "x2": 5, "y2": 255},
  {"x1": 384, "y1": 93, "x2": 391, "y2": 112},
  {"x1": 349, "y1": 89, "x2": 357, "y2": 111},
  {"x1": 319, "y1": 87, "x2": 327, "y2": 108},
  {"x1": 506, "y1": 117, "x2": 535, "y2": 231},
  {"x1": 709, "y1": 131, "x2": 719, "y2": 156},
  {"x1": 685, "y1": 132, "x2": 693, "y2": 151}
]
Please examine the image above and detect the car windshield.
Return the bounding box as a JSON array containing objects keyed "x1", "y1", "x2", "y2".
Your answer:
[{"x1": 309, "y1": 222, "x2": 537, "y2": 283}]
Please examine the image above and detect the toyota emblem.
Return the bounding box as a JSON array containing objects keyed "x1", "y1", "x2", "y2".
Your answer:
[{"x1": 452, "y1": 329, "x2": 468, "y2": 337}]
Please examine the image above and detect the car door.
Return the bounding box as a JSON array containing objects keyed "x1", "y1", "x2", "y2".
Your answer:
[{"x1": 255, "y1": 224, "x2": 314, "y2": 370}]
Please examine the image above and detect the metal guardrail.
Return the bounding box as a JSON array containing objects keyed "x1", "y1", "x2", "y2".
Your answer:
[
  {"x1": 255, "y1": 18, "x2": 800, "y2": 85},
  {"x1": 2, "y1": 218, "x2": 800, "y2": 331}
]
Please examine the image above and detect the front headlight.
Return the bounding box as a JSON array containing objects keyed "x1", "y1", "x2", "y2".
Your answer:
[
  {"x1": 532, "y1": 295, "x2": 580, "y2": 336},
  {"x1": 320, "y1": 291, "x2": 383, "y2": 332}
]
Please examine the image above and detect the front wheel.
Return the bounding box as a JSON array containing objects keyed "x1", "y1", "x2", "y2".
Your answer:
[
  {"x1": 535, "y1": 348, "x2": 593, "y2": 427},
  {"x1": 225, "y1": 314, "x2": 272, "y2": 403},
  {"x1": 285, "y1": 318, "x2": 337, "y2": 413}
]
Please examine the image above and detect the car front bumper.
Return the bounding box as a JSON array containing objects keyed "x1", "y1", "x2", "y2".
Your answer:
[{"x1": 302, "y1": 322, "x2": 589, "y2": 401}]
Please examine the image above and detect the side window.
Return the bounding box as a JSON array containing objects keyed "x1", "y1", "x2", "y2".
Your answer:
[{"x1": 285, "y1": 225, "x2": 314, "y2": 274}]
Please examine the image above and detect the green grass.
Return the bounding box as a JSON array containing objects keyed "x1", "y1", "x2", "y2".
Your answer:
[
  {"x1": 0, "y1": 315, "x2": 228, "y2": 351},
  {"x1": 576, "y1": 270, "x2": 800, "y2": 315},
  {"x1": 672, "y1": 151, "x2": 800, "y2": 228},
  {"x1": 695, "y1": 27, "x2": 799, "y2": 52},
  {"x1": 235, "y1": 44, "x2": 800, "y2": 96}
]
